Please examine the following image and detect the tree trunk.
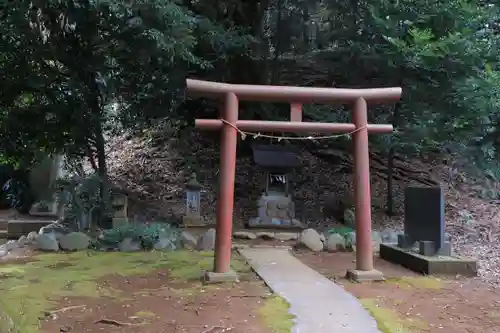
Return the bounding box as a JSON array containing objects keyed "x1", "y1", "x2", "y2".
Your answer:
[{"x1": 387, "y1": 101, "x2": 402, "y2": 216}]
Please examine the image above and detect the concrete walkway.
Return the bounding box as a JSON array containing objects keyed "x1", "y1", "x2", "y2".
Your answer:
[{"x1": 239, "y1": 248, "x2": 381, "y2": 333}]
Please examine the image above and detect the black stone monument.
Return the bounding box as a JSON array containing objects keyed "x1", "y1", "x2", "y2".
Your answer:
[
  {"x1": 398, "y1": 186, "x2": 451, "y2": 256},
  {"x1": 380, "y1": 186, "x2": 477, "y2": 276}
]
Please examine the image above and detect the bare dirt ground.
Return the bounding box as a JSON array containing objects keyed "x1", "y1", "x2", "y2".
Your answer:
[
  {"x1": 295, "y1": 250, "x2": 500, "y2": 333},
  {"x1": 42, "y1": 270, "x2": 274, "y2": 333}
]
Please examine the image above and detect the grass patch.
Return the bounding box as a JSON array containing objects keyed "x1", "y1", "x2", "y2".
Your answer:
[
  {"x1": 386, "y1": 276, "x2": 442, "y2": 289},
  {"x1": 0, "y1": 250, "x2": 248, "y2": 333},
  {"x1": 134, "y1": 311, "x2": 156, "y2": 318},
  {"x1": 361, "y1": 299, "x2": 428, "y2": 333},
  {"x1": 258, "y1": 295, "x2": 295, "y2": 333}
]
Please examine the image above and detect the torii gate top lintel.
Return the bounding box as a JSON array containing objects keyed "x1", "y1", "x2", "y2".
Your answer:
[{"x1": 186, "y1": 78, "x2": 402, "y2": 104}]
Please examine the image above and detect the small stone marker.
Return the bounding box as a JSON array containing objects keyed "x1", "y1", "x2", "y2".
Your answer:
[
  {"x1": 182, "y1": 173, "x2": 206, "y2": 227},
  {"x1": 398, "y1": 186, "x2": 451, "y2": 256}
]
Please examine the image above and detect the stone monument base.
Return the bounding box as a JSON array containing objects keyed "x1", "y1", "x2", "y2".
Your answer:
[
  {"x1": 380, "y1": 243, "x2": 478, "y2": 277},
  {"x1": 247, "y1": 191, "x2": 305, "y2": 229},
  {"x1": 346, "y1": 269, "x2": 385, "y2": 282},
  {"x1": 246, "y1": 217, "x2": 305, "y2": 229},
  {"x1": 204, "y1": 270, "x2": 239, "y2": 284}
]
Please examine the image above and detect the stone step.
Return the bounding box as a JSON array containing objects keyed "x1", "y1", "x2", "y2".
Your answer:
[{"x1": 5, "y1": 219, "x2": 56, "y2": 238}]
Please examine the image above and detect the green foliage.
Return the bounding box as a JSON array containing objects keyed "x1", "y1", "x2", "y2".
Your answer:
[
  {"x1": 93, "y1": 223, "x2": 180, "y2": 250},
  {"x1": 328, "y1": 226, "x2": 353, "y2": 236},
  {"x1": 328, "y1": 226, "x2": 355, "y2": 250},
  {"x1": 0, "y1": 0, "x2": 253, "y2": 173}
]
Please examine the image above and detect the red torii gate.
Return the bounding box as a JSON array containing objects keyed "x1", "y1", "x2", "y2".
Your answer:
[{"x1": 187, "y1": 78, "x2": 402, "y2": 282}]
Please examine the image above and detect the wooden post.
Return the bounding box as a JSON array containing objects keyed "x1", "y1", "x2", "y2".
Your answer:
[
  {"x1": 352, "y1": 98, "x2": 374, "y2": 271},
  {"x1": 214, "y1": 92, "x2": 239, "y2": 273}
]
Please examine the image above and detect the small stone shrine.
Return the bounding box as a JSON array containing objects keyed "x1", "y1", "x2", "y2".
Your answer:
[
  {"x1": 380, "y1": 186, "x2": 478, "y2": 276},
  {"x1": 247, "y1": 144, "x2": 305, "y2": 229}
]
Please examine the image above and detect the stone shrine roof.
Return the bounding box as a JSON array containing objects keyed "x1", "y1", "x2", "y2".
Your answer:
[{"x1": 252, "y1": 144, "x2": 301, "y2": 169}]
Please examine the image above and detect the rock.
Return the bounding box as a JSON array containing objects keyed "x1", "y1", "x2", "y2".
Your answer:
[
  {"x1": 5, "y1": 240, "x2": 18, "y2": 251},
  {"x1": 345, "y1": 231, "x2": 356, "y2": 246},
  {"x1": 27, "y1": 231, "x2": 38, "y2": 243},
  {"x1": 274, "y1": 232, "x2": 299, "y2": 241},
  {"x1": 17, "y1": 235, "x2": 27, "y2": 247},
  {"x1": 197, "y1": 228, "x2": 216, "y2": 251},
  {"x1": 256, "y1": 232, "x2": 275, "y2": 240},
  {"x1": 118, "y1": 238, "x2": 141, "y2": 252},
  {"x1": 59, "y1": 232, "x2": 91, "y2": 251},
  {"x1": 299, "y1": 229, "x2": 323, "y2": 252},
  {"x1": 380, "y1": 228, "x2": 399, "y2": 244},
  {"x1": 325, "y1": 233, "x2": 346, "y2": 252},
  {"x1": 233, "y1": 231, "x2": 257, "y2": 240},
  {"x1": 345, "y1": 231, "x2": 383, "y2": 252},
  {"x1": 154, "y1": 237, "x2": 176, "y2": 251},
  {"x1": 319, "y1": 233, "x2": 326, "y2": 243},
  {"x1": 36, "y1": 234, "x2": 60, "y2": 251},
  {"x1": 0, "y1": 243, "x2": 8, "y2": 257},
  {"x1": 180, "y1": 231, "x2": 198, "y2": 249},
  {"x1": 39, "y1": 222, "x2": 70, "y2": 241},
  {"x1": 372, "y1": 231, "x2": 382, "y2": 252}
]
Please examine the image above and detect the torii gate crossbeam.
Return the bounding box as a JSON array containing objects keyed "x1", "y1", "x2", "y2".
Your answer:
[{"x1": 186, "y1": 78, "x2": 402, "y2": 282}]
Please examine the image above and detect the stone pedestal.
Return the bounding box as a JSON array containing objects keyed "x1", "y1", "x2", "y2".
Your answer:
[{"x1": 247, "y1": 191, "x2": 304, "y2": 229}]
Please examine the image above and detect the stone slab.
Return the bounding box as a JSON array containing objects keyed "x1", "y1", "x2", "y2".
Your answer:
[
  {"x1": 404, "y1": 187, "x2": 445, "y2": 254},
  {"x1": 380, "y1": 243, "x2": 478, "y2": 277},
  {"x1": 204, "y1": 270, "x2": 239, "y2": 284},
  {"x1": 246, "y1": 220, "x2": 305, "y2": 230},
  {"x1": 6, "y1": 219, "x2": 56, "y2": 238},
  {"x1": 346, "y1": 269, "x2": 385, "y2": 282},
  {"x1": 239, "y1": 247, "x2": 381, "y2": 333}
]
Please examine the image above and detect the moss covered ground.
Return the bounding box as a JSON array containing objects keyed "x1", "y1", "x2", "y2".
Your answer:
[
  {"x1": 361, "y1": 299, "x2": 428, "y2": 333},
  {"x1": 258, "y1": 296, "x2": 295, "y2": 333},
  {"x1": 0, "y1": 250, "x2": 252, "y2": 333},
  {"x1": 359, "y1": 276, "x2": 442, "y2": 332}
]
